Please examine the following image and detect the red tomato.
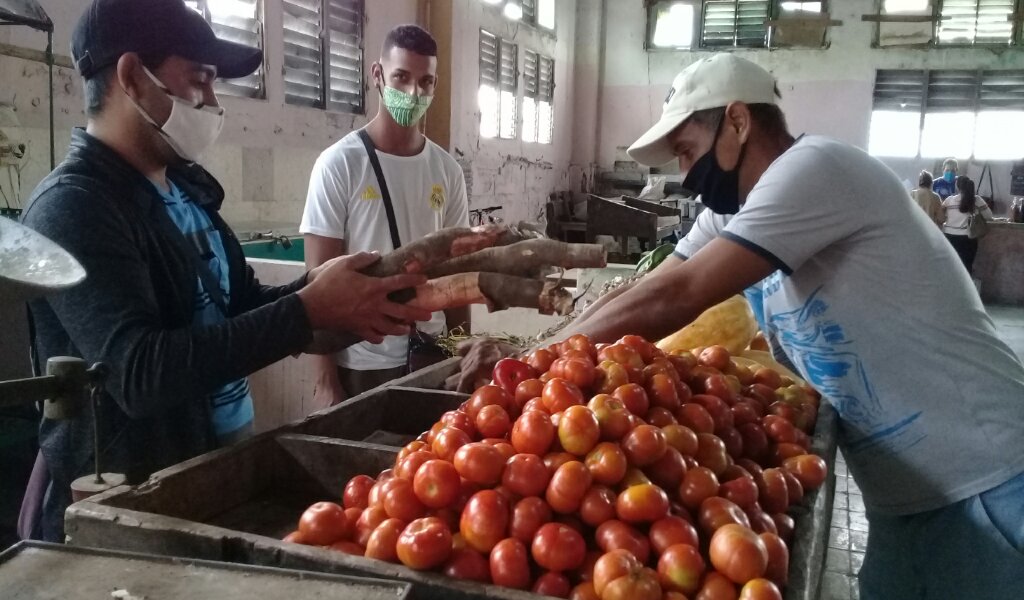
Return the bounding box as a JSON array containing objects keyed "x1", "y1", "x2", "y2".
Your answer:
[
  {"x1": 559, "y1": 405, "x2": 601, "y2": 456},
  {"x1": 440, "y1": 410, "x2": 476, "y2": 437},
  {"x1": 544, "y1": 451, "x2": 577, "y2": 474},
  {"x1": 645, "y1": 446, "x2": 687, "y2": 490},
  {"x1": 509, "y1": 496, "x2": 552, "y2": 542},
  {"x1": 454, "y1": 442, "x2": 505, "y2": 486},
  {"x1": 354, "y1": 505, "x2": 388, "y2": 547},
  {"x1": 598, "y1": 343, "x2": 646, "y2": 373},
  {"x1": 699, "y1": 346, "x2": 732, "y2": 371},
  {"x1": 647, "y1": 372, "x2": 682, "y2": 412},
  {"x1": 383, "y1": 478, "x2": 428, "y2": 522},
  {"x1": 649, "y1": 516, "x2": 700, "y2": 555},
  {"x1": 579, "y1": 485, "x2": 618, "y2": 527},
  {"x1": 522, "y1": 396, "x2": 550, "y2": 415},
  {"x1": 616, "y1": 483, "x2": 670, "y2": 523},
  {"x1": 619, "y1": 335, "x2": 656, "y2": 362},
  {"x1": 738, "y1": 423, "x2": 770, "y2": 462},
  {"x1": 502, "y1": 453, "x2": 551, "y2": 497},
  {"x1": 757, "y1": 468, "x2": 790, "y2": 514},
  {"x1": 585, "y1": 441, "x2": 629, "y2": 486},
  {"x1": 762, "y1": 415, "x2": 799, "y2": 445},
  {"x1": 282, "y1": 530, "x2": 306, "y2": 544},
  {"x1": 603, "y1": 566, "x2": 663, "y2": 600},
  {"x1": 731, "y1": 401, "x2": 764, "y2": 427},
  {"x1": 697, "y1": 572, "x2": 738, "y2": 600},
  {"x1": 329, "y1": 540, "x2": 364, "y2": 555},
  {"x1": 679, "y1": 466, "x2": 720, "y2": 510},
  {"x1": 511, "y1": 410, "x2": 556, "y2": 455},
  {"x1": 588, "y1": 394, "x2": 633, "y2": 441},
  {"x1": 596, "y1": 361, "x2": 631, "y2": 395},
  {"x1": 532, "y1": 522, "x2": 586, "y2": 572},
  {"x1": 552, "y1": 357, "x2": 597, "y2": 390},
  {"x1": 396, "y1": 449, "x2": 437, "y2": 481},
  {"x1": 475, "y1": 404, "x2": 512, "y2": 439},
  {"x1": 646, "y1": 406, "x2": 678, "y2": 428},
  {"x1": 780, "y1": 468, "x2": 805, "y2": 505},
  {"x1": 543, "y1": 378, "x2": 586, "y2": 413},
  {"x1": 613, "y1": 383, "x2": 650, "y2": 417},
  {"x1": 657, "y1": 543, "x2": 706, "y2": 594},
  {"x1": 515, "y1": 378, "x2": 544, "y2": 410},
  {"x1": 745, "y1": 506, "x2": 778, "y2": 536},
  {"x1": 343, "y1": 475, "x2": 375, "y2": 510},
  {"x1": 663, "y1": 424, "x2": 700, "y2": 457},
  {"x1": 528, "y1": 348, "x2": 558, "y2": 372},
  {"x1": 759, "y1": 532, "x2": 789, "y2": 587},
  {"x1": 771, "y1": 513, "x2": 795, "y2": 545},
  {"x1": 676, "y1": 403, "x2": 716, "y2": 434},
  {"x1": 398, "y1": 441, "x2": 429, "y2": 462},
  {"x1": 396, "y1": 517, "x2": 452, "y2": 570},
  {"x1": 489, "y1": 538, "x2": 532, "y2": 589},
  {"x1": 493, "y1": 358, "x2": 537, "y2": 396},
  {"x1": 622, "y1": 424, "x2": 668, "y2": 467},
  {"x1": 365, "y1": 517, "x2": 405, "y2": 563},
  {"x1": 720, "y1": 475, "x2": 760, "y2": 509},
  {"x1": 432, "y1": 427, "x2": 471, "y2": 462},
  {"x1": 592, "y1": 549, "x2": 641, "y2": 597},
  {"x1": 709, "y1": 524, "x2": 769, "y2": 585},
  {"x1": 442, "y1": 547, "x2": 491, "y2": 583},
  {"x1": 595, "y1": 520, "x2": 651, "y2": 564},
  {"x1": 466, "y1": 385, "x2": 512, "y2": 422},
  {"x1": 460, "y1": 490, "x2": 510, "y2": 553},
  {"x1": 546, "y1": 460, "x2": 592, "y2": 514},
  {"x1": 412, "y1": 459, "x2": 460, "y2": 509},
  {"x1": 533, "y1": 572, "x2": 573, "y2": 598},
  {"x1": 783, "y1": 454, "x2": 828, "y2": 490},
  {"x1": 739, "y1": 578, "x2": 782, "y2": 600},
  {"x1": 699, "y1": 497, "x2": 751, "y2": 535},
  {"x1": 694, "y1": 433, "x2": 729, "y2": 476},
  {"x1": 569, "y1": 582, "x2": 601, "y2": 600},
  {"x1": 298, "y1": 501, "x2": 351, "y2": 546}
]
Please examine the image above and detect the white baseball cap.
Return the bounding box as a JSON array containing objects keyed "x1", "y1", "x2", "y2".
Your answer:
[{"x1": 627, "y1": 54, "x2": 779, "y2": 167}]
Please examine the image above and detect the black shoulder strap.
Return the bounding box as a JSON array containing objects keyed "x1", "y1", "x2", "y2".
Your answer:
[{"x1": 357, "y1": 129, "x2": 402, "y2": 250}]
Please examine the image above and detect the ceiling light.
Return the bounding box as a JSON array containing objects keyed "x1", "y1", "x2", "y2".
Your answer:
[{"x1": 504, "y1": 1, "x2": 523, "y2": 21}]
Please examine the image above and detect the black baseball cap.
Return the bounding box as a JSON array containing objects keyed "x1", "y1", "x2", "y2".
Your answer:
[{"x1": 71, "y1": 0, "x2": 262, "y2": 80}]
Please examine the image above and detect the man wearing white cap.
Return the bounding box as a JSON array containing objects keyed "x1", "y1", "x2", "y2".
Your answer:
[{"x1": 456, "y1": 54, "x2": 1024, "y2": 597}]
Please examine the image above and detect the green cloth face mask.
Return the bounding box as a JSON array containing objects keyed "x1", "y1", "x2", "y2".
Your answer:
[{"x1": 381, "y1": 86, "x2": 433, "y2": 127}]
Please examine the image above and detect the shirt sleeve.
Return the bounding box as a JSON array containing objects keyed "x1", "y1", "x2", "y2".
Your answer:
[
  {"x1": 674, "y1": 208, "x2": 726, "y2": 259},
  {"x1": 445, "y1": 158, "x2": 470, "y2": 228},
  {"x1": 300, "y1": 151, "x2": 349, "y2": 239},
  {"x1": 980, "y1": 199, "x2": 994, "y2": 220},
  {"x1": 722, "y1": 144, "x2": 864, "y2": 275}
]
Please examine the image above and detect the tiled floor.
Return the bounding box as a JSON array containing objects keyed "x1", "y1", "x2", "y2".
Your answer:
[{"x1": 818, "y1": 304, "x2": 1024, "y2": 600}]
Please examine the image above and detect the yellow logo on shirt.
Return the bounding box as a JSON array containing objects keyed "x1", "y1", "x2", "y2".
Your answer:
[
  {"x1": 361, "y1": 186, "x2": 382, "y2": 201},
  {"x1": 429, "y1": 184, "x2": 445, "y2": 211}
]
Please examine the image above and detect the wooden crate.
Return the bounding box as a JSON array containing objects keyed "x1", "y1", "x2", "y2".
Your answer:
[{"x1": 66, "y1": 399, "x2": 838, "y2": 600}]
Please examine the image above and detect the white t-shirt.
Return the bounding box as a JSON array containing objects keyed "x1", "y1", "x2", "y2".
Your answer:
[
  {"x1": 301, "y1": 131, "x2": 469, "y2": 370},
  {"x1": 942, "y1": 194, "x2": 994, "y2": 235},
  {"x1": 675, "y1": 135, "x2": 1024, "y2": 515}
]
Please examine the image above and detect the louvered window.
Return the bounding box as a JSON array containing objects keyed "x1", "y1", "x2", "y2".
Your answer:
[
  {"x1": 648, "y1": 1, "x2": 698, "y2": 48},
  {"x1": 869, "y1": 68, "x2": 1024, "y2": 159},
  {"x1": 701, "y1": 0, "x2": 771, "y2": 48},
  {"x1": 522, "y1": 0, "x2": 537, "y2": 23},
  {"x1": 282, "y1": 0, "x2": 364, "y2": 113},
  {"x1": 186, "y1": 0, "x2": 265, "y2": 98},
  {"x1": 937, "y1": 0, "x2": 1016, "y2": 45},
  {"x1": 523, "y1": 51, "x2": 555, "y2": 144},
  {"x1": 478, "y1": 30, "x2": 518, "y2": 140}
]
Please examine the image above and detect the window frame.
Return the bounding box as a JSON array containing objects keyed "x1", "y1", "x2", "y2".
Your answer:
[
  {"x1": 522, "y1": 50, "x2": 555, "y2": 144},
  {"x1": 646, "y1": 0, "x2": 830, "y2": 50},
  {"x1": 875, "y1": 0, "x2": 1024, "y2": 48},
  {"x1": 480, "y1": 0, "x2": 557, "y2": 36},
  {"x1": 868, "y1": 67, "x2": 1024, "y2": 159},
  {"x1": 478, "y1": 29, "x2": 519, "y2": 140},
  {"x1": 187, "y1": 0, "x2": 267, "y2": 99},
  {"x1": 282, "y1": 0, "x2": 365, "y2": 114}
]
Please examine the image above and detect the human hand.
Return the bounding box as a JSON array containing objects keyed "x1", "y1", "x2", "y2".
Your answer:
[
  {"x1": 298, "y1": 252, "x2": 432, "y2": 344},
  {"x1": 311, "y1": 377, "x2": 347, "y2": 412},
  {"x1": 444, "y1": 337, "x2": 523, "y2": 393}
]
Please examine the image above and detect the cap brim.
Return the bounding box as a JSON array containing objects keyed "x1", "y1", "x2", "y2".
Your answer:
[
  {"x1": 627, "y1": 109, "x2": 694, "y2": 167},
  {"x1": 188, "y1": 38, "x2": 263, "y2": 80}
]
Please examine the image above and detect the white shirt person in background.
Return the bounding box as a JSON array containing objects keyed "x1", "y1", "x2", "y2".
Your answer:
[
  {"x1": 942, "y1": 175, "x2": 993, "y2": 274},
  {"x1": 301, "y1": 25, "x2": 469, "y2": 408}
]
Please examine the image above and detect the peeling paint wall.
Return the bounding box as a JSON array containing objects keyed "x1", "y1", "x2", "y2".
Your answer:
[
  {"x1": 595, "y1": 0, "x2": 1024, "y2": 212},
  {"x1": 447, "y1": 0, "x2": 578, "y2": 223},
  {"x1": 0, "y1": 0, "x2": 417, "y2": 228}
]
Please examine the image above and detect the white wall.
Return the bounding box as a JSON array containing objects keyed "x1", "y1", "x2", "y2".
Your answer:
[
  {"x1": 448, "y1": 0, "x2": 578, "y2": 222},
  {"x1": 592, "y1": 0, "x2": 1024, "y2": 213},
  {"x1": 0, "y1": 0, "x2": 418, "y2": 228}
]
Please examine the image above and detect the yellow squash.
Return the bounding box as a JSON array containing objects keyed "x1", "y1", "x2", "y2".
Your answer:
[{"x1": 656, "y1": 295, "x2": 758, "y2": 356}]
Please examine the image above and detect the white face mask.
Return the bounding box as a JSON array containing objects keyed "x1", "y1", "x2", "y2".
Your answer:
[{"x1": 126, "y1": 67, "x2": 225, "y2": 162}]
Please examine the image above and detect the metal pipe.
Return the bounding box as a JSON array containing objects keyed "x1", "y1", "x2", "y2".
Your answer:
[
  {"x1": 0, "y1": 374, "x2": 62, "y2": 409},
  {"x1": 47, "y1": 31, "x2": 54, "y2": 170}
]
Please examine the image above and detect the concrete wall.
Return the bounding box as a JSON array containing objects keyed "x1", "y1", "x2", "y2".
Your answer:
[
  {"x1": 448, "y1": 0, "x2": 578, "y2": 222},
  {"x1": 594, "y1": 0, "x2": 1024, "y2": 213},
  {"x1": 0, "y1": 0, "x2": 417, "y2": 228}
]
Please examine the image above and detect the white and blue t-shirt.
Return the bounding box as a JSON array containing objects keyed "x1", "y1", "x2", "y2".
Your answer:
[
  {"x1": 675, "y1": 136, "x2": 1024, "y2": 515},
  {"x1": 157, "y1": 181, "x2": 254, "y2": 439}
]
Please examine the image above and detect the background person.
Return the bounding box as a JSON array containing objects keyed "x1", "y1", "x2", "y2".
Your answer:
[
  {"x1": 911, "y1": 170, "x2": 944, "y2": 228},
  {"x1": 301, "y1": 25, "x2": 469, "y2": 408},
  {"x1": 933, "y1": 158, "x2": 959, "y2": 200},
  {"x1": 942, "y1": 175, "x2": 993, "y2": 273}
]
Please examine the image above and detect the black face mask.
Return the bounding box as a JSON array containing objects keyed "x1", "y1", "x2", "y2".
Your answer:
[{"x1": 682, "y1": 117, "x2": 748, "y2": 215}]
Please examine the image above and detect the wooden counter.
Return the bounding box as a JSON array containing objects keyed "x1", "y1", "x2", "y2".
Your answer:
[{"x1": 975, "y1": 222, "x2": 1024, "y2": 305}]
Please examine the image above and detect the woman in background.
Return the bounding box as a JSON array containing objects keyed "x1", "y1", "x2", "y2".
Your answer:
[
  {"x1": 942, "y1": 176, "x2": 993, "y2": 273},
  {"x1": 912, "y1": 170, "x2": 944, "y2": 228}
]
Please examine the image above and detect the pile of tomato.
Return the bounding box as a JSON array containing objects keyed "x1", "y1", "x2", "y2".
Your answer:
[{"x1": 284, "y1": 335, "x2": 827, "y2": 600}]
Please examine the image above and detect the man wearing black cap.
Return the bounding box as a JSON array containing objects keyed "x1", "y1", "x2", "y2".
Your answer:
[{"x1": 19, "y1": 0, "x2": 430, "y2": 542}]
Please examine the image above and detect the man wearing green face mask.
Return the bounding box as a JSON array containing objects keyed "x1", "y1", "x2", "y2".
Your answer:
[{"x1": 301, "y1": 25, "x2": 470, "y2": 407}]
